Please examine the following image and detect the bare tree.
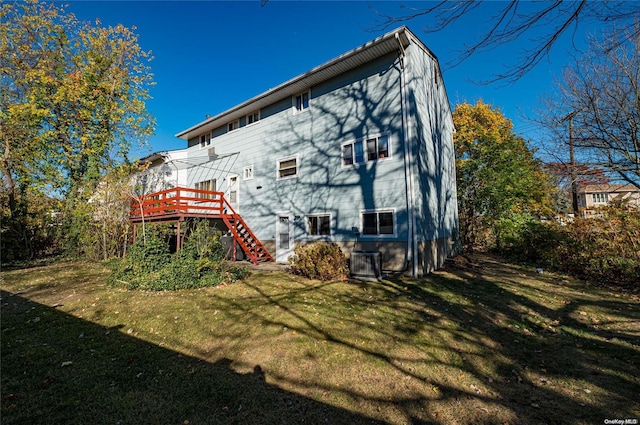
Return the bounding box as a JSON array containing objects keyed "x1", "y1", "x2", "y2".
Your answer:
[
  {"x1": 541, "y1": 29, "x2": 640, "y2": 188},
  {"x1": 373, "y1": 1, "x2": 639, "y2": 83}
]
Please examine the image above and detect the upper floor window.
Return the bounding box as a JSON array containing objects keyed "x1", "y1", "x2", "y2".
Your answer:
[
  {"x1": 294, "y1": 91, "x2": 310, "y2": 114},
  {"x1": 200, "y1": 133, "x2": 211, "y2": 148},
  {"x1": 228, "y1": 120, "x2": 239, "y2": 132},
  {"x1": 277, "y1": 155, "x2": 299, "y2": 180},
  {"x1": 247, "y1": 111, "x2": 260, "y2": 125},
  {"x1": 362, "y1": 210, "x2": 395, "y2": 236},
  {"x1": 593, "y1": 193, "x2": 609, "y2": 203},
  {"x1": 343, "y1": 135, "x2": 390, "y2": 166},
  {"x1": 307, "y1": 214, "x2": 331, "y2": 236}
]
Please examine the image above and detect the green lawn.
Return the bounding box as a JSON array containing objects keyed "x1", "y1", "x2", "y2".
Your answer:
[{"x1": 1, "y1": 255, "x2": 639, "y2": 424}]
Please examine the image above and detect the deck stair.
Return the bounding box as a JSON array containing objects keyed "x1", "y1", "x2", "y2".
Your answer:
[
  {"x1": 129, "y1": 187, "x2": 273, "y2": 263},
  {"x1": 221, "y1": 214, "x2": 273, "y2": 264}
]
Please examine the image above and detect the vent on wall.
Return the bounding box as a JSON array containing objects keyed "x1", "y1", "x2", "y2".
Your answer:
[
  {"x1": 350, "y1": 251, "x2": 382, "y2": 278},
  {"x1": 208, "y1": 147, "x2": 217, "y2": 159}
]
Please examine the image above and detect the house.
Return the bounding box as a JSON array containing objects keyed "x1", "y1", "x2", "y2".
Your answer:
[
  {"x1": 577, "y1": 184, "x2": 640, "y2": 217},
  {"x1": 132, "y1": 149, "x2": 189, "y2": 194},
  {"x1": 132, "y1": 26, "x2": 458, "y2": 277}
]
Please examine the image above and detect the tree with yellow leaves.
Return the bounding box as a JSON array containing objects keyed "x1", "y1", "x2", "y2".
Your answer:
[
  {"x1": 0, "y1": 1, "x2": 154, "y2": 260},
  {"x1": 453, "y1": 101, "x2": 555, "y2": 251}
]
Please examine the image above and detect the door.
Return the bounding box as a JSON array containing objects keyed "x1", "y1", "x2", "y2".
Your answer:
[
  {"x1": 226, "y1": 174, "x2": 239, "y2": 211},
  {"x1": 275, "y1": 212, "x2": 293, "y2": 263}
]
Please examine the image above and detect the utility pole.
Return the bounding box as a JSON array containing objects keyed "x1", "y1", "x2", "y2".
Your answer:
[
  {"x1": 562, "y1": 111, "x2": 579, "y2": 215},
  {"x1": 568, "y1": 113, "x2": 579, "y2": 215}
]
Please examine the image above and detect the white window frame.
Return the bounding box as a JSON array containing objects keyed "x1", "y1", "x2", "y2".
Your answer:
[
  {"x1": 306, "y1": 213, "x2": 332, "y2": 238},
  {"x1": 360, "y1": 209, "x2": 396, "y2": 238},
  {"x1": 199, "y1": 132, "x2": 211, "y2": 148},
  {"x1": 276, "y1": 154, "x2": 299, "y2": 181},
  {"x1": 227, "y1": 120, "x2": 239, "y2": 133},
  {"x1": 243, "y1": 165, "x2": 254, "y2": 181},
  {"x1": 593, "y1": 193, "x2": 609, "y2": 203},
  {"x1": 342, "y1": 133, "x2": 391, "y2": 167},
  {"x1": 293, "y1": 90, "x2": 310, "y2": 115},
  {"x1": 246, "y1": 111, "x2": 260, "y2": 126},
  {"x1": 194, "y1": 179, "x2": 216, "y2": 199}
]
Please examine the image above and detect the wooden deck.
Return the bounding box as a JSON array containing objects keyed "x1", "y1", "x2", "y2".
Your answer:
[
  {"x1": 130, "y1": 187, "x2": 273, "y2": 264},
  {"x1": 130, "y1": 187, "x2": 227, "y2": 223}
]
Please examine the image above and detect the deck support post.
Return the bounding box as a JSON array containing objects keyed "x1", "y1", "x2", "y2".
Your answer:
[
  {"x1": 232, "y1": 236, "x2": 237, "y2": 262},
  {"x1": 132, "y1": 223, "x2": 137, "y2": 245},
  {"x1": 176, "y1": 220, "x2": 182, "y2": 251}
]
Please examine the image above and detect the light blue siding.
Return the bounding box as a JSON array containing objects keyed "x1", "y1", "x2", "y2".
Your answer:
[
  {"x1": 176, "y1": 32, "x2": 457, "y2": 272},
  {"x1": 185, "y1": 52, "x2": 410, "y2": 247},
  {"x1": 404, "y1": 43, "x2": 459, "y2": 243}
]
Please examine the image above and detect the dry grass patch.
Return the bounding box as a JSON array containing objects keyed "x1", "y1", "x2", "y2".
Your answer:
[{"x1": 2, "y1": 255, "x2": 639, "y2": 424}]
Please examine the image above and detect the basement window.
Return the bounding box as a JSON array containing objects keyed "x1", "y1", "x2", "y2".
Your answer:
[
  {"x1": 362, "y1": 210, "x2": 395, "y2": 236},
  {"x1": 307, "y1": 214, "x2": 331, "y2": 236}
]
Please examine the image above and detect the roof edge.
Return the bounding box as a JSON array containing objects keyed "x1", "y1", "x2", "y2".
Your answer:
[{"x1": 175, "y1": 26, "x2": 414, "y2": 140}]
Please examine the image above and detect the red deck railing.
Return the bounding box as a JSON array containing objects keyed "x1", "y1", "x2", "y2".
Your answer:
[
  {"x1": 130, "y1": 187, "x2": 226, "y2": 220},
  {"x1": 129, "y1": 187, "x2": 273, "y2": 263}
]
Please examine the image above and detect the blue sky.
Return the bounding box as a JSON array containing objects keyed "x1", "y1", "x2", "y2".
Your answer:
[{"x1": 64, "y1": 1, "x2": 606, "y2": 159}]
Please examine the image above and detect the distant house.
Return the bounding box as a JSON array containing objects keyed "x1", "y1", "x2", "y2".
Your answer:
[
  {"x1": 131, "y1": 26, "x2": 459, "y2": 277},
  {"x1": 577, "y1": 184, "x2": 640, "y2": 217},
  {"x1": 133, "y1": 149, "x2": 189, "y2": 194}
]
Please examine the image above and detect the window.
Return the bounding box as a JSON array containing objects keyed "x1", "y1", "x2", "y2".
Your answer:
[
  {"x1": 195, "y1": 179, "x2": 216, "y2": 199},
  {"x1": 246, "y1": 111, "x2": 260, "y2": 125},
  {"x1": 362, "y1": 210, "x2": 394, "y2": 236},
  {"x1": 227, "y1": 120, "x2": 239, "y2": 132},
  {"x1": 343, "y1": 135, "x2": 390, "y2": 166},
  {"x1": 307, "y1": 214, "x2": 331, "y2": 236},
  {"x1": 229, "y1": 176, "x2": 238, "y2": 204},
  {"x1": 294, "y1": 91, "x2": 309, "y2": 113},
  {"x1": 243, "y1": 165, "x2": 253, "y2": 180},
  {"x1": 277, "y1": 155, "x2": 298, "y2": 180},
  {"x1": 200, "y1": 133, "x2": 211, "y2": 148},
  {"x1": 593, "y1": 193, "x2": 609, "y2": 203}
]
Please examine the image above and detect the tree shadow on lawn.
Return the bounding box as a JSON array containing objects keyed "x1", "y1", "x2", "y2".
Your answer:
[
  {"x1": 200, "y1": 257, "x2": 640, "y2": 424},
  {"x1": 384, "y1": 258, "x2": 640, "y2": 423},
  {"x1": 0, "y1": 289, "x2": 386, "y2": 425}
]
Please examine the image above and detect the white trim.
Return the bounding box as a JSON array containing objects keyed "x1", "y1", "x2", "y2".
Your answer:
[
  {"x1": 243, "y1": 165, "x2": 254, "y2": 181},
  {"x1": 306, "y1": 212, "x2": 332, "y2": 239},
  {"x1": 398, "y1": 46, "x2": 418, "y2": 277},
  {"x1": 360, "y1": 208, "x2": 397, "y2": 238},
  {"x1": 246, "y1": 110, "x2": 260, "y2": 126},
  {"x1": 292, "y1": 90, "x2": 310, "y2": 115},
  {"x1": 276, "y1": 154, "x2": 300, "y2": 181},
  {"x1": 199, "y1": 132, "x2": 212, "y2": 149},
  {"x1": 227, "y1": 120, "x2": 239, "y2": 133},
  {"x1": 226, "y1": 173, "x2": 239, "y2": 210},
  {"x1": 341, "y1": 133, "x2": 392, "y2": 168},
  {"x1": 176, "y1": 27, "x2": 435, "y2": 141},
  {"x1": 275, "y1": 211, "x2": 294, "y2": 263}
]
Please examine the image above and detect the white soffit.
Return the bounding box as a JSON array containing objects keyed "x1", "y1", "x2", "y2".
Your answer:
[{"x1": 175, "y1": 27, "x2": 414, "y2": 141}]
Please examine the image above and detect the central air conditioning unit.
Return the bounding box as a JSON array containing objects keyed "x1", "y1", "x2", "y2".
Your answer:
[{"x1": 350, "y1": 251, "x2": 382, "y2": 279}]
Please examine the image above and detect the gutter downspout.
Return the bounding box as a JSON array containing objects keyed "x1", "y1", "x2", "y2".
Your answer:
[{"x1": 397, "y1": 33, "x2": 418, "y2": 278}]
